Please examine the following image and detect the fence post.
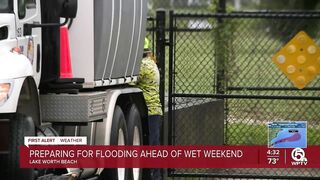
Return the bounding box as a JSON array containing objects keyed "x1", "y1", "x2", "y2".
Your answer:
[
  {"x1": 167, "y1": 10, "x2": 175, "y2": 177},
  {"x1": 216, "y1": 0, "x2": 226, "y2": 94},
  {"x1": 168, "y1": 10, "x2": 174, "y2": 146},
  {"x1": 156, "y1": 9, "x2": 166, "y2": 119},
  {"x1": 218, "y1": 0, "x2": 226, "y2": 14},
  {"x1": 156, "y1": 13, "x2": 167, "y2": 178},
  {"x1": 216, "y1": 0, "x2": 227, "y2": 144}
]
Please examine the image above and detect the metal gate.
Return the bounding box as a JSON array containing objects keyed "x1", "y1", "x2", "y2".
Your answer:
[{"x1": 161, "y1": 10, "x2": 320, "y2": 179}]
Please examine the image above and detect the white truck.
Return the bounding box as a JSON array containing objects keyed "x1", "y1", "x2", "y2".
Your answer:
[{"x1": 0, "y1": 0, "x2": 149, "y2": 179}]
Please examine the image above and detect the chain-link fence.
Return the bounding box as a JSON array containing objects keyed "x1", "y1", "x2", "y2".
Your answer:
[
  {"x1": 146, "y1": 17, "x2": 156, "y2": 53},
  {"x1": 166, "y1": 11, "x2": 320, "y2": 179},
  {"x1": 148, "y1": 0, "x2": 211, "y2": 10}
]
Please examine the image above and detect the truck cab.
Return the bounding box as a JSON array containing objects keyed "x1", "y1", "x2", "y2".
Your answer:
[{"x1": 0, "y1": 0, "x2": 149, "y2": 179}]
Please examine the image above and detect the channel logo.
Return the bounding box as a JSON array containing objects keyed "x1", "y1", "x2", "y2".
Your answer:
[{"x1": 291, "y1": 148, "x2": 308, "y2": 165}]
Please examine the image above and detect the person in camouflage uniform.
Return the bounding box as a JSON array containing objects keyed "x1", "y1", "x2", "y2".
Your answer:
[
  {"x1": 136, "y1": 38, "x2": 163, "y2": 180},
  {"x1": 137, "y1": 52, "x2": 163, "y2": 118}
]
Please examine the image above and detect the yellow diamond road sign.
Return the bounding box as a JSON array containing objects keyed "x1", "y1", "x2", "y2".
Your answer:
[{"x1": 272, "y1": 31, "x2": 320, "y2": 89}]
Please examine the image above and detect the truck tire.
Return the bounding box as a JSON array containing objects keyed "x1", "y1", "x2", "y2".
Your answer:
[
  {"x1": 8, "y1": 114, "x2": 35, "y2": 180},
  {"x1": 102, "y1": 106, "x2": 128, "y2": 180},
  {"x1": 126, "y1": 104, "x2": 143, "y2": 180}
]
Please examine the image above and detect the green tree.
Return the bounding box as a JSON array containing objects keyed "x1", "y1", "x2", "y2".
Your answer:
[{"x1": 242, "y1": 0, "x2": 320, "y2": 11}]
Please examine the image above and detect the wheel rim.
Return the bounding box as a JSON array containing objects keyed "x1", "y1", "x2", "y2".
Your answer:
[
  {"x1": 118, "y1": 128, "x2": 125, "y2": 180},
  {"x1": 132, "y1": 126, "x2": 141, "y2": 180},
  {"x1": 133, "y1": 126, "x2": 140, "y2": 146}
]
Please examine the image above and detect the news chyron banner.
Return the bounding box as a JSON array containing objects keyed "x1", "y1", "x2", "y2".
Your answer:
[{"x1": 20, "y1": 121, "x2": 320, "y2": 168}]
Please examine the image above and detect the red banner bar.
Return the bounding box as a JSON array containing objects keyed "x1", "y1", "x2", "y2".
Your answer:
[{"x1": 20, "y1": 146, "x2": 320, "y2": 168}]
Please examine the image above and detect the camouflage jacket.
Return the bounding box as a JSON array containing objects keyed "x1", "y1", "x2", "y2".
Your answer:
[{"x1": 136, "y1": 57, "x2": 163, "y2": 116}]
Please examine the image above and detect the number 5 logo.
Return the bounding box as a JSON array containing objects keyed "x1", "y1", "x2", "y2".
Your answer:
[{"x1": 291, "y1": 148, "x2": 307, "y2": 162}]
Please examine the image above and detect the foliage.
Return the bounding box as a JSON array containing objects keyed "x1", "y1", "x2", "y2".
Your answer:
[
  {"x1": 256, "y1": 0, "x2": 320, "y2": 10},
  {"x1": 229, "y1": 0, "x2": 320, "y2": 11},
  {"x1": 208, "y1": 0, "x2": 234, "y2": 13}
]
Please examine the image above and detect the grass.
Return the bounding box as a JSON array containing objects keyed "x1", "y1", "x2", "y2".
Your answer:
[
  {"x1": 174, "y1": 30, "x2": 216, "y2": 94},
  {"x1": 226, "y1": 123, "x2": 267, "y2": 145}
]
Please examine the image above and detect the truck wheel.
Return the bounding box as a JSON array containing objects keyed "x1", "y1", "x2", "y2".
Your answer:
[
  {"x1": 103, "y1": 106, "x2": 128, "y2": 180},
  {"x1": 126, "y1": 104, "x2": 143, "y2": 180},
  {"x1": 8, "y1": 114, "x2": 35, "y2": 180}
]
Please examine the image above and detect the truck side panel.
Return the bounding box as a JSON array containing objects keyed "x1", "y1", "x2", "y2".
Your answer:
[
  {"x1": 94, "y1": 0, "x2": 113, "y2": 81},
  {"x1": 69, "y1": 0, "x2": 148, "y2": 87}
]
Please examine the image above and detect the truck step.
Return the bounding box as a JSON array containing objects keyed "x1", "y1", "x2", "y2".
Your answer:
[{"x1": 41, "y1": 91, "x2": 108, "y2": 123}]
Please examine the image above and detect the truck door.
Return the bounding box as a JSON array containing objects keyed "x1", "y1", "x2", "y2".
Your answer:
[{"x1": 15, "y1": 0, "x2": 41, "y2": 86}]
